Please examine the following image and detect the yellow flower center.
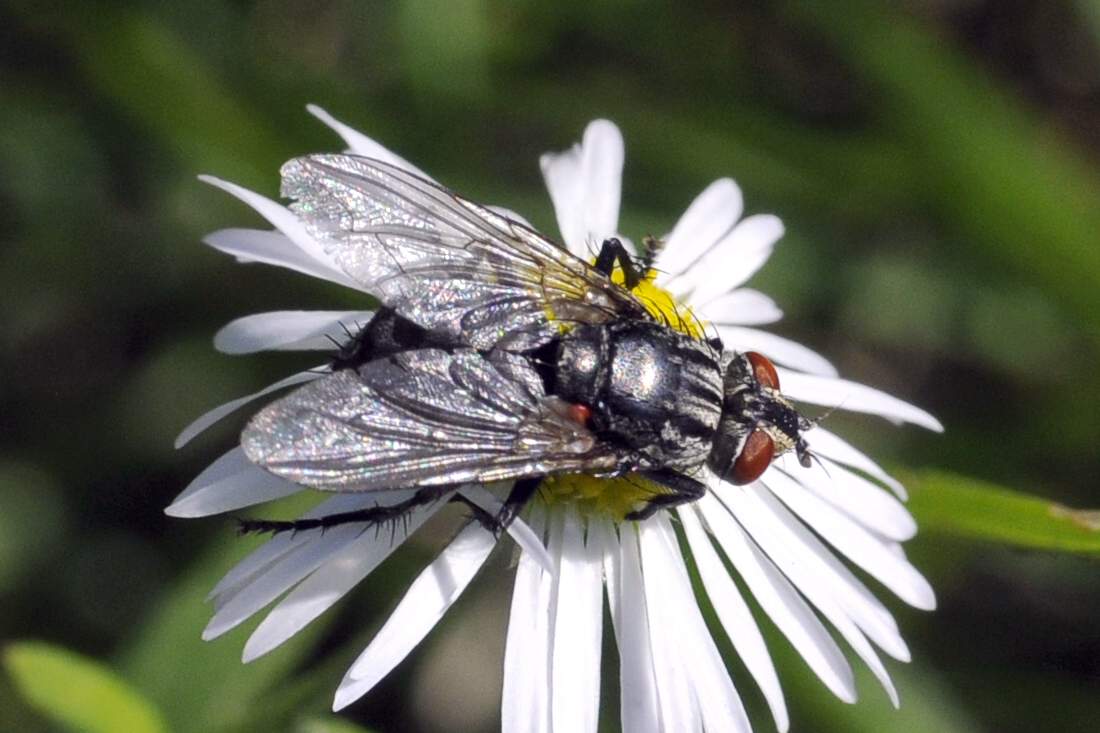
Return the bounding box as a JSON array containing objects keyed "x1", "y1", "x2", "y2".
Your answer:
[
  {"x1": 540, "y1": 264, "x2": 707, "y2": 519},
  {"x1": 611, "y1": 268, "x2": 705, "y2": 340}
]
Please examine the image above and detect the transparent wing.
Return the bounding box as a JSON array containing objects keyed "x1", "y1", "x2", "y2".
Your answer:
[
  {"x1": 280, "y1": 154, "x2": 653, "y2": 351},
  {"x1": 241, "y1": 349, "x2": 620, "y2": 491}
]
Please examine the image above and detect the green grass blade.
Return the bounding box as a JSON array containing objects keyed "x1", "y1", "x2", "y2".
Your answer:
[{"x1": 905, "y1": 470, "x2": 1100, "y2": 555}]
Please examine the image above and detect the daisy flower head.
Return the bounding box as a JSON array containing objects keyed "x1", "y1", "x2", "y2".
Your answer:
[{"x1": 168, "y1": 106, "x2": 943, "y2": 732}]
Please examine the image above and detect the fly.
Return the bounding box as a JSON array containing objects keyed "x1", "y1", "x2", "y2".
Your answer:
[{"x1": 234, "y1": 154, "x2": 814, "y2": 534}]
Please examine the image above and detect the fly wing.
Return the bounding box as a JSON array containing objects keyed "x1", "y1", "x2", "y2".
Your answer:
[
  {"x1": 241, "y1": 348, "x2": 620, "y2": 491},
  {"x1": 280, "y1": 154, "x2": 653, "y2": 351}
]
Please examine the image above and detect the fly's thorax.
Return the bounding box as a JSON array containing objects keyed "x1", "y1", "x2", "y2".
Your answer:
[
  {"x1": 554, "y1": 323, "x2": 609, "y2": 403},
  {"x1": 556, "y1": 320, "x2": 722, "y2": 470}
]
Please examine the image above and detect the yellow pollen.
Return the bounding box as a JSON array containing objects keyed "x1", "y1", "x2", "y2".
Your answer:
[
  {"x1": 610, "y1": 268, "x2": 706, "y2": 340},
  {"x1": 540, "y1": 473, "x2": 670, "y2": 520}
]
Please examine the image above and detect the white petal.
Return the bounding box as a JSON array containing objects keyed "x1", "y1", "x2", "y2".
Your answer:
[
  {"x1": 165, "y1": 447, "x2": 301, "y2": 517},
  {"x1": 698, "y1": 288, "x2": 783, "y2": 326},
  {"x1": 539, "y1": 148, "x2": 584, "y2": 257},
  {"x1": 668, "y1": 214, "x2": 783, "y2": 304},
  {"x1": 214, "y1": 310, "x2": 373, "y2": 354},
  {"x1": 167, "y1": 447, "x2": 249, "y2": 508},
  {"x1": 242, "y1": 496, "x2": 449, "y2": 661},
  {"x1": 698, "y1": 493, "x2": 857, "y2": 703},
  {"x1": 638, "y1": 519, "x2": 700, "y2": 732},
  {"x1": 615, "y1": 524, "x2": 660, "y2": 733},
  {"x1": 551, "y1": 510, "x2": 603, "y2": 733},
  {"x1": 502, "y1": 507, "x2": 552, "y2": 733},
  {"x1": 208, "y1": 539, "x2": 304, "y2": 607},
  {"x1": 715, "y1": 326, "x2": 838, "y2": 377},
  {"x1": 704, "y1": 214, "x2": 783, "y2": 293},
  {"x1": 174, "y1": 367, "x2": 326, "y2": 449},
  {"x1": 642, "y1": 515, "x2": 751, "y2": 733},
  {"x1": 206, "y1": 493, "x2": 398, "y2": 602},
  {"x1": 804, "y1": 427, "x2": 908, "y2": 499},
  {"x1": 728, "y1": 480, "x2": 910, "y2": 662},
  {"x1": 204, "y1": 522, "x2": 366, "y2": 639},
  {"x1": 763, "y1": 472, "x2": 937, "y2": 610},
  {"x1": 659, "y1": 178, "x2": 743, "y2": 279},
  {"x1": 337, "y1": 521, "x2": 496, "y2": 702},
  {"x1": 540, "y1": 120, "x2": 623, "y2": 257},
  {"x1": 199, "y1": 175, "x2": 342, "y2": 275},
  {"x1": 306, "y1": 104, "x2": 432, "y2": 180},
  {"x1": 575, "y1": 120, "x2": 624, "y2": 248},
  {"x1": 776, "y1": 453, "x2": 916, "y2": 541},
  {"x1": 587, "y1": 518, "x2": 620, "y2": 639},
  {"x1": 203, "y1": 228, "x2": 358, "y2": 288},
  {"x1": 776, "y1": 368, "x2": 944, "y2": 431},
  {"x1": 679, "y1": 507, "x2": 789, "y2": 732},
  {"x1": 729, "y1": 485, "x2": 902, "y2": 704},
  {"x1": 460, "y1": 484, "x2": 553, "y2": 574}
]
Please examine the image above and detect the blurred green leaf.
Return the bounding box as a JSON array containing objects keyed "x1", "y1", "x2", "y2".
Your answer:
[
  {"x1": 905, "y1": 470, "x2": 1100, "y2": 554},
  {"x1": 399, "y1": 0, "x2": 491, "y2": 104},
  {"x1": 31, "y1": 4, "x2": 286, "y2": 187},
  {"x1": 295, "y1": 717, "x2": 378, "y2": 733},
  {"x1": 4, "y1": 641, "x2": 167, "y2": 733},
  {"x1": 0, "y1": 461, "x2": 69, "y2": 588}
]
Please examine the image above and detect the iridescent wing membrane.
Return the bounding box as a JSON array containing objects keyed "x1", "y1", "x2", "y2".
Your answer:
[
  {"x1": 242, "y1": 155, "x2": 651, "y2": 491},
  {"x1": 243, "y1": 349, "x2": 618, "y2": 491},
  {"x1": 280, "y1": 154, "x2": 653, "y2": 351}
]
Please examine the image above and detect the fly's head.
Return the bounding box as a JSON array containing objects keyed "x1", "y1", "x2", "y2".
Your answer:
[{"x1": 708, "y1": 351, "x2": 813, "y2": 484}]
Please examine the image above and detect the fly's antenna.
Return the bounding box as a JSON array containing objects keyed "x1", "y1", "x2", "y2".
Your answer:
[{"x1": 809, "y1": 397, "x2": 847, "y2": 429}]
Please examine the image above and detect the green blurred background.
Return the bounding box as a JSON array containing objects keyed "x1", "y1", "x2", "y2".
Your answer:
[{"x1": 2, "y1": 1, "x2": 1099, "y2": 731}]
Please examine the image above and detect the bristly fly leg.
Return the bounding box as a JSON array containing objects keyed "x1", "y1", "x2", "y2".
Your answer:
[
  {"x1": 236, "y1": 479, "x2": 544, "y2": 537},
  {"x1": 595, "y1": 237, "x2": 646, "y2": 289},
  {"x1": 236, "y1": 486, "x2": 444, "y2": 536},
  {"x1": 623, "y1": 469, "x2": 707, "y2": 521}
]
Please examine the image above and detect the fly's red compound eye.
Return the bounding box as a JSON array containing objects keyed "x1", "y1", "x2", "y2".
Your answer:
[
  {"x1": 731, "y1": 429, "x2": 775, "y2": 484},
  {"x1": 745, "y1": 351, "x2": 780, "y2": 390}
]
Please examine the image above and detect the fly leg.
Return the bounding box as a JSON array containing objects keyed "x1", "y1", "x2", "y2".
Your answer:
[
  {"x1": 237, "y1": 479, "x2": 545, "y2": 537},
  {"x1": 450, "y1": 478, "x2": 542, "y2": 536},
  {"x1": 236, "y1": 486, "x2": 444, "y2": 535},
  {"x1": 594, "y1": 237, "x2": 646, "y2": 289},
  {"x1": 495, "y1": 478, "x2": 542, "y2": 533},
  {"x1": 624, "y1": 469, "x2": 707, "y2": 521}
]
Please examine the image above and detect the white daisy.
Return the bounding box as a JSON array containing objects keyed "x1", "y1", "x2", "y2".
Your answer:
[{"x1": 168, "y1": 106, "x2": 942, "y2": 732}]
